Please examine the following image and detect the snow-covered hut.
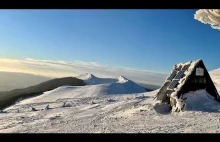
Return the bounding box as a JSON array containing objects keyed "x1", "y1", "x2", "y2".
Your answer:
[{"x1": 155, "y1": 59, "x2": 220, "y2": 108}]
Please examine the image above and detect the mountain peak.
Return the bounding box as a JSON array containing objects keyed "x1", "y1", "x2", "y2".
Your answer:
[
  {"x1": 118, "y1": 75, "x2": 129, "y2": 82},
  {"x1": 85, "y1": 73, "x2": 95, "y2": 78},
  {"x1": 77, "y1": 73, "x2": 96, "y2": 80}
]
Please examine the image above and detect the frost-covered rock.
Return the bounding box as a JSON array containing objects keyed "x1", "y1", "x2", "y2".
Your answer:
[
  {"x1": 62, "y1": 102, "x2": 72, "y2": 107},
  {"x1": 31, "y1": 106, "x2": 38, "y2": 111},
  {"x1": 135, "y1": 94, "x2": 147, "y2": 99},
  {"x1": 45, "y1": 105, "x2": 51, "y2": 110},
  {"x1": 153, "y1": 103, "x2": 171, "y2": 114},
  {"x1": 91, "y1": 101, "x2": 97, "y2": 105},
  {"x1": 107, "y1": 98, "x2": 116, "y2": 102}
]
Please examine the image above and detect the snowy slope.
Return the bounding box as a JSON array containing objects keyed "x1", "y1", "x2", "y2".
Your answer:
[
  {"x1": 2, "y1": 87, "x2": 220, "y2": 133},
  {"x1": 6, "y1": 75, "x2": 147, "y2": 106},
  {"x1": 106, "y1": 76, "x2": 147, "y2": 94},
  {"x1": 210, "y1": 69, "x2": 220, "y2": 91},
  {"x1": 2, "y1": 72, "x2": 220, "y2": 133},
  {"x1": 209, "y1": 68, "x2": 220, "y2": 76}
]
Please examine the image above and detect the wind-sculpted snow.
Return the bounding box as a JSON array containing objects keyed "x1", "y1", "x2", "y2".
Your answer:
[
  {"x1": 2, "y1": 89, "x2": 220, "y2": 133},
  {"x1": 1, "y1": 74, "x2": 220, "y2": 133},
  {"x1": 182, "y1": 90, "x2": 220, "y2": 112}
]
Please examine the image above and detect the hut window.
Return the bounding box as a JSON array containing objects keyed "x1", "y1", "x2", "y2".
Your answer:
[{"x1": 191, "y1": 77, "x2": 206, "y2": 84}]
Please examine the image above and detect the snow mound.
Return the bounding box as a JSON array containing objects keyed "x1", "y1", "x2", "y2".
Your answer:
[
  {"x1": 153, "y1": 103, "x2": 171, "y2": 114},
  {"x1": 77, "y1": 73, "x2": 117, "y2": 85},
  {"x1": 183, "y1": 89, "x2": 220, "y2": 112}
]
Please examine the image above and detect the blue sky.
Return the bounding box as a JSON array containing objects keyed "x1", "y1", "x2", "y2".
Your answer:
[{"x1": 0, "y1": 9, "x2": 220, "y2": 73}]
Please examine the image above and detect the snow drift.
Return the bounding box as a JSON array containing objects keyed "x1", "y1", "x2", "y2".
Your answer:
[
  {"x1": 182, "y1": 89, "x2": 220, "y2": 112},
  {"x1": 169, "y1": 89, "x2": 220, "y2": 112}
]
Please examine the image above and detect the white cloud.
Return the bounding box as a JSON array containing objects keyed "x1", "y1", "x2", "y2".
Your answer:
[
  {"x1": 0, "y1": 58, "x2": 167, "y2": 86},
  {"x1": 194, "y1": 9, "x2": 220, "y2": 30}
]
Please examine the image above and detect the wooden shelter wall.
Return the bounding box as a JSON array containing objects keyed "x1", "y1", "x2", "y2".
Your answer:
[{"x1": 179, "y1": 61, "x2": 219, "y2": 99}]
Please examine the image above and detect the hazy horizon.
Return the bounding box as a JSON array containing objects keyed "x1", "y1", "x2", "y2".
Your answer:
[{"x1": 0, "y1": 9, "x2": 220, "y2": 87}]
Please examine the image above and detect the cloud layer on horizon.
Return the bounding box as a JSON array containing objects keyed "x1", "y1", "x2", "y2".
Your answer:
[
  {"x1": 0, "y1": 58, "x2": 167, "y2": 86},
  {"x1": 194, "y1": 9, "x2": 220, "y2": 30}
]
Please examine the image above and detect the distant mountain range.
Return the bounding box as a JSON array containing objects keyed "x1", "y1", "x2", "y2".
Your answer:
[
  {"x1": 0, "y1": 72, "x2": 161, "y2": 109},
  {"x1": 0, "y1": 72, "x2": 51, "y2": 92}
]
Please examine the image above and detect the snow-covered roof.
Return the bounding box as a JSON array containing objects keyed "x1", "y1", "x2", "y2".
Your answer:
[{"x1": 155, "y1": 59, "x2": 202, "y2": 102}]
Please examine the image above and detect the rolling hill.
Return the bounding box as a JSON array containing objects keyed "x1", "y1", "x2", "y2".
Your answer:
[{"x1": 0, "y1": 77, "x2": 85, "y2": 109}]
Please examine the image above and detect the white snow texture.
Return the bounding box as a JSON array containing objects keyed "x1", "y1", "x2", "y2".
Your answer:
[{"x1": 1, "y1": 72, "x2": 220, "y2": 133}]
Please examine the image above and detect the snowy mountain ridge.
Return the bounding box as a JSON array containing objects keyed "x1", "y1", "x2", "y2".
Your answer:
[
  {"x1": 78, "y1": 73, "x2": 137, "y2": 84},
  {"x1": 1, "y1": 71, "x2": 220, "y2": 133},
  {"x1": 8, "y1": 74, "x2": 147, "y2": 105},
  {"x1": 77, "y1": 73, "x2": 118, "y2": 85}
]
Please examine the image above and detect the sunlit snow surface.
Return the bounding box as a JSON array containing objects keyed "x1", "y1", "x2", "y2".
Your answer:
[{"x1": 1, "y1": 73, "x2": 220, "y2": 133}]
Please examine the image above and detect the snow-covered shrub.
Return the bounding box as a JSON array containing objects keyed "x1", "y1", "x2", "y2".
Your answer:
[{"x1": 62, "y1": 102, "x2": 72, "y2": 107}]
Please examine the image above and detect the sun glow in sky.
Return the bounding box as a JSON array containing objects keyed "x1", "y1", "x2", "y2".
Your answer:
[{"x1": 0, "y1": 9, "x2": 220, "y2": 85}]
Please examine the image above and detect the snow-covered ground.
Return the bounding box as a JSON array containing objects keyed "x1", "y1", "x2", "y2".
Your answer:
[
  {"x1": 1, "y1": 73, "x2": 220, "y2": 133},
  {"x1": 210, "y1": 68, "x2": 220, "y2": 91}
]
